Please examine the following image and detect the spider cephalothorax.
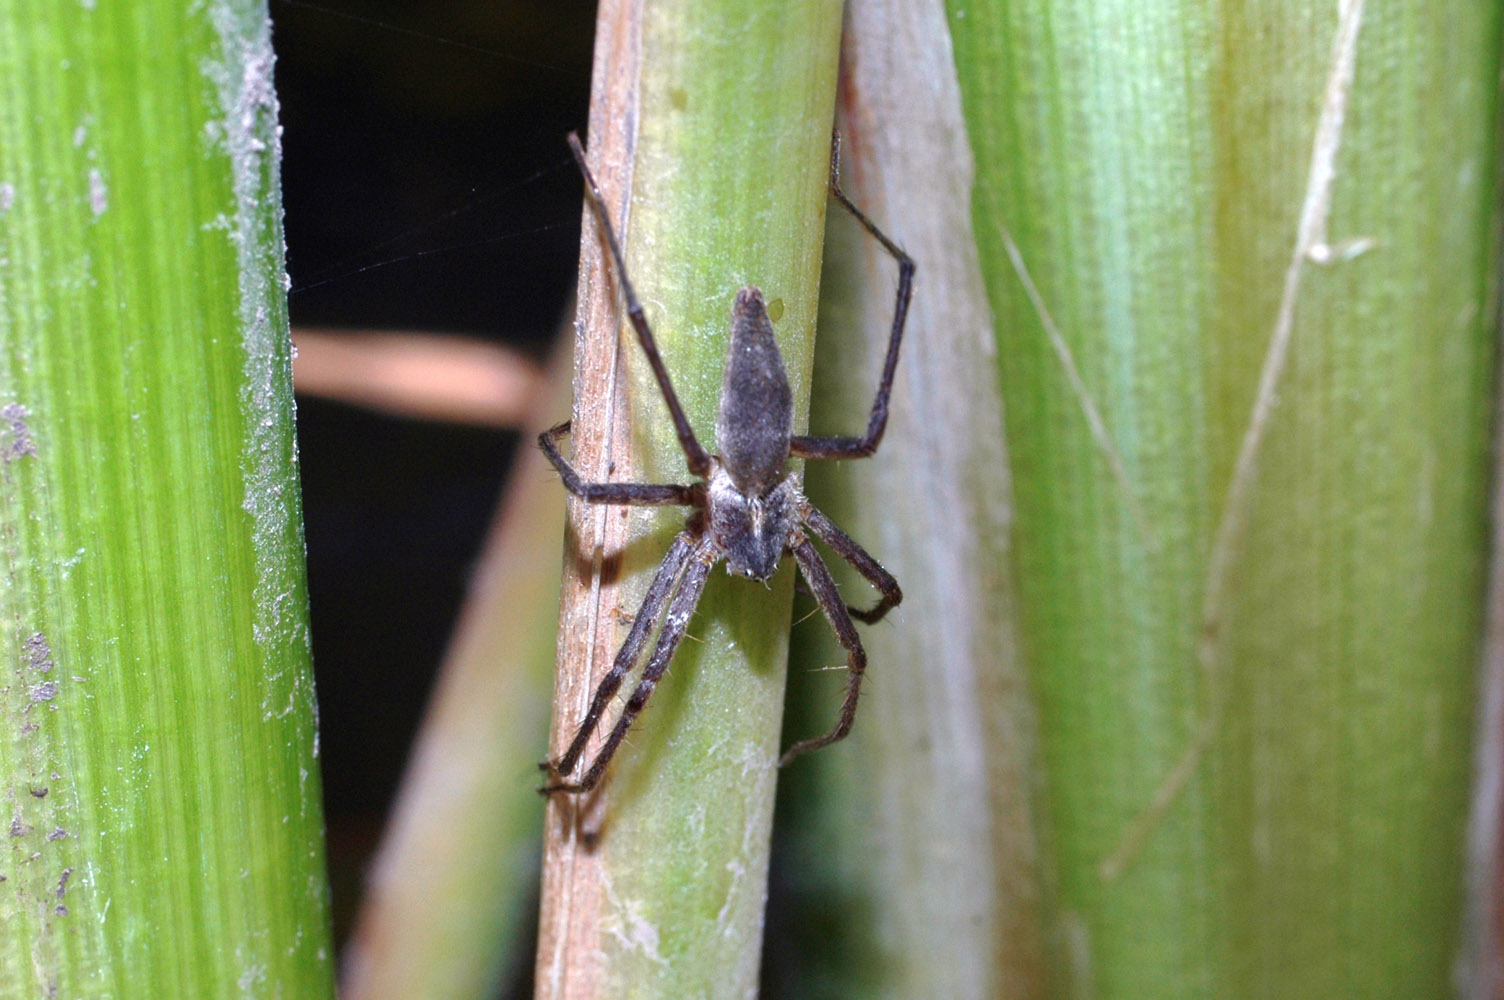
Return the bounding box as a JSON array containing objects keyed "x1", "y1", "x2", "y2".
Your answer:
[{"x1": 540, "y1": 131, "x2": 913, "y2": 794}]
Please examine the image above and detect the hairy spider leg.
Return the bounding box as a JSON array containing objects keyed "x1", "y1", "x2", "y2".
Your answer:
[
  {"x1": 534, "y1": 419, "x2": 702, "y2": 788},
  {"x1": 790, "y1": 130, "x2": 916, "y2": 461},
  {"x1": 779, "y1": 533, "x2": 868, "y2": 766},
  {"x1": 545, "y1": 530, "x2": 699, "y2": 782},
  {"x1": 545, "y1": 543, "x2": 718, "y2": 793},
  {"x1": 567, "y1": 132, "x2": 712, "y2": 478},
  {"x1": 798, "y1": 501, "x2": 902, "y2": 625},
  {"x1": 538, "y1": 422, "x2": 698, "y2": 506}
]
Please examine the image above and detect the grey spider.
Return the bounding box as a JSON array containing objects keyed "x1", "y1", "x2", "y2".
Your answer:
[{"x1": 539, "y1": 130, "x2": 913, "y2": 794}]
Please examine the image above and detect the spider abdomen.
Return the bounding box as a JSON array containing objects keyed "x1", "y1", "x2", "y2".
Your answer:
[
  {"x1": 707, "y1": 465, "x2": 800, "y2": 580},
  {"x1": 716, "y1": 287, "x2": 793, "y2": 495}
]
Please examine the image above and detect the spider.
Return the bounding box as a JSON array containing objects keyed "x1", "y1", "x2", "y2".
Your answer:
[{"x1": 539, "y1": 129, "x2": 914, "y2": 794}]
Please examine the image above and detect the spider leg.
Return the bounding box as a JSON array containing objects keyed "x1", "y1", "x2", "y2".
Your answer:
[
  {"x1": 799, "y1": 501, "x2": 902, "y2": 625},
  {"x1": 539, "y1": 422, "x2": 698, "y2": 506},
  {"x1": 789, "y1": 130, "x2": 916, "y2": 462},
  {"x1": 779, "y1": 533, "x2": 868, "y2": 766},
  {"x1": 542, "y1": 531, "x2": 699, "y2": 787},
  {"x1": 567, "y1": 132, "x2": 713, "y2": 478},
  {"x1": 543, "y1": 541, "x2": 718, "y2": 794}
]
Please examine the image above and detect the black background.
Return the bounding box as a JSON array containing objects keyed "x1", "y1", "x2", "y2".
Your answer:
[{"x1": 270, "y1": 0, "x2": 595, "y2": 949}]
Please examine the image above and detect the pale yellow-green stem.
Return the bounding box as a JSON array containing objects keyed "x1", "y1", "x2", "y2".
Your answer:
[
  {"x1": 535, "y1": 1, "x2": 843, "y2": 998},
  {"x1": 784, "y1": 1, "x2": 1045, "y2": 997}
]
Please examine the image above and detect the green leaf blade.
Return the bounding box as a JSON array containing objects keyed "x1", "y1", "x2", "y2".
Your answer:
[{"x1": 0, "y1": 2, "x2": 333, "y2": 995}]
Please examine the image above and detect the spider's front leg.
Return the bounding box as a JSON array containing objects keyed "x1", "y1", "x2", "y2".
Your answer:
[
  {"x1": 799, "y1": 501, "x2": 902, "y2": 624},
  {"x1": 541, "y1": 531, "x2": 698, "y2": 788},
  {"x1": 543, "y1": 541, "x2": 718, "y2": 794},
  {"x1": 779, "y1": 532, "x2": 869, "y2": 766}
]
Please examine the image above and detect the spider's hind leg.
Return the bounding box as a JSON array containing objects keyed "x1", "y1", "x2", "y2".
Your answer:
[
  {"x1": 566, "y1": 133, "x2": 712, "y2": 477},
  {"x1": 789, "y1": 131, "x2": 916, "y2": 462}
]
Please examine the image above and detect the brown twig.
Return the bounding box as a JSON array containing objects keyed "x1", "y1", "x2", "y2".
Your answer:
[
  {"x1": 533, "y1": 2, "x2": 643, "y2": 997},
  {"x1": 290, "y1": 327, "x2": 543, "y2": 427}
]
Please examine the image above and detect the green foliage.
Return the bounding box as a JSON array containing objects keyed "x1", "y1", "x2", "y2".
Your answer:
[
  {"x1": 950, "y1": 0, "x2": 1500, "y2": 994},
  {"x1": 0, "y1": 2, "x2": 333, "y2": 995}
]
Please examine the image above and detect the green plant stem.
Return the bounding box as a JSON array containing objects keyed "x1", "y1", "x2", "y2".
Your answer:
[
  {"x1": 0, "y1": 1, "x2": 333, "y2": 996},
  {"x1": 950, "y1": 0, "x2": 1500, "y2": 995},
  {"x1": 534, "y1": 2, "x2": 843, "y2": 997}
]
